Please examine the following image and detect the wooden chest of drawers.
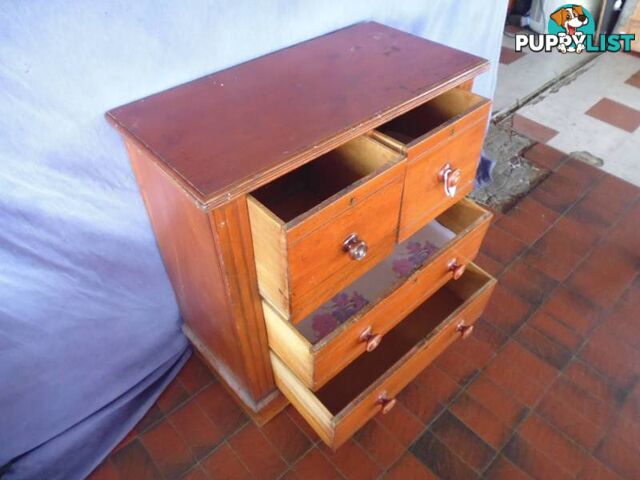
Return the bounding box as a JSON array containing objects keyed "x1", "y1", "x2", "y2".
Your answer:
[{"x1": 107, "y1": 22, "x2": 496, "y2": 449}]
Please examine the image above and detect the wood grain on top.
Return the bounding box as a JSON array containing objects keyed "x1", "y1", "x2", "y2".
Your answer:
[{"x1": 107, "y1": 22, "x2": 488, "y2": 208}]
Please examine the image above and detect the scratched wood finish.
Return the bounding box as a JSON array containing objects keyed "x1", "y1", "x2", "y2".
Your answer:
[
  {"x1": 271, "y1": 264, "x2": 497, "y2": 449},
  {"x1": 264, "y1": 199, "x2": 492, "y2": 390},
  {"x1": 106, "y1": 22, "x2": 488, "y2": 208},
  {"x1": 371, "y1": 88, "x2": 492, "y2": 241}
]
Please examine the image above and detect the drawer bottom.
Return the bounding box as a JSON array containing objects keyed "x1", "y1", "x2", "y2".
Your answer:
[{"x1": 271, "y1": 264, "x2": 496, "y2": 449}]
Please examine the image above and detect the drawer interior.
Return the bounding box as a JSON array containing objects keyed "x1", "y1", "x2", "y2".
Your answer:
[
  {"x1": 250, "y1": 135, "x2": 402, "y2": 223},
  {"x1": 375, "y1": 87, "x2": 488, "y2": 146},
  {"x1": 294, "y1": 199, "x2": 490, "y2": 344},
  {"x1": 314, "y1": 265, "x2": 492, "y2": 414}
]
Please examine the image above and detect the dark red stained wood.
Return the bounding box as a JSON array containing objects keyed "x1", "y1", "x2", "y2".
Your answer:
[{"x1": 107, "y1": 22, "x2": 488, "y2": 208}]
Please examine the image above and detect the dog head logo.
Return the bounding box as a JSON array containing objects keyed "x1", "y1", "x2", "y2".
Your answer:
[
  {"x1": 550, "y1": 5, "x2": 589, "y2": 35},
  {"x1": 548, "y1": 4, "x2": 595, "y2": 53}
]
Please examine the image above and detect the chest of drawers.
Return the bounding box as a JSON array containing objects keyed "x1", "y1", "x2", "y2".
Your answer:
[{"x1": 107, "y1": 22, "x2": 496, "y2": 449}]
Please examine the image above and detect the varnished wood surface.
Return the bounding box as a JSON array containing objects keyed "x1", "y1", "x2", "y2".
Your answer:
[
  {"x1": 126, "y1": 138, "x2": 279, "y2": 416},
  {"x1": 250, "y1": 135, "x2": 402, "y2": 230},
  {"x1": 126, "y1": 139, "x2": 244, "y2": 383},
  {"x1": 310, "y1": 200, "x2": 492, "y2": 388},
  {"x1": 210, "y1": 197, "x2": 276, "y2": 400},
  {"x1": 373, "y1": 88, "x2": 490, "y2": 156},
  {"x1": 107, "y1": 22, "x2": 489, "y2": 208},
  {"x1": 248, "y1": 136, "x2": 405, "y2": 322},
  {"x1": 264, "y1": 199, "x2": 492, "y2": 390},
  {"x1": 108, "y1": 24, "x2": 495, "y2": 443},
  {"x1": 398, "y1": 119, "x2": 487, "y2": 240},
  {"x1": 371, "y1": 88, "x2": 492, "y2": 241},
  {"x1": 271, "y1": 264, "x2": 497, "y2": 449},
  {"x1": 287, "y1": 177, "x2": 403, "y2": 322}
]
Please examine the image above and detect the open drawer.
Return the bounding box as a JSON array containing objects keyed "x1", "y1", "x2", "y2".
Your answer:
[
  {"x1": 247, "y1": 135, "x2": 405, "y2": 323},
  {"x1": 370, "y1": 87, "x2": 491, "y2": 241},
  {"x1": 264, "y1": 199, "x2": 492, "y2": 390},
  {"x1": 272, "y1": 264, "x2": 496, "y2": 449}
]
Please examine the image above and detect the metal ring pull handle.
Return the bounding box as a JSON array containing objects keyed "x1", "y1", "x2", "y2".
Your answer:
[
  {"x1": 438, "y1": 163, "x2": 462, "y2": 198},
  {"x1": 359, "y1": 326, "x2": 382, "y2": 352},
  {"x1": 376, "y1": 391, "x2": 397, "y2": 415},
  {"x1": 343, "y1": 233, "x2": 368, "y2": 261},
  {"x1": 447, "y1": 258, "x2": 466, "y2": 280},
  {"x1": 456, "y1": 321, "x2": 474, "y2": 340}
]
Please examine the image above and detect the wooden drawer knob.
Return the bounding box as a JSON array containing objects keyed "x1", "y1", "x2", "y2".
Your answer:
[
  {"x1": 438, "y1": 163, "x2": 462, "y2": 198},
  {"x1": 343, "y1": 233, "x2": 368, "y2": 261},
  {"x1": 448, "y1": 259, "x2": 466, "y2": 280},
  {"x1": 377, "y1": 391, "x2": 397, "y2": 414},
  {"x1": 456, "y1": 322, "x2": 474, "y2": 339},
  {"x1": 359, "y1": 326, "x2": 382, "y2": 352}
]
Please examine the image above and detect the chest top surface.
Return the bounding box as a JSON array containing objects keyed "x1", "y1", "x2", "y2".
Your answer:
[{"x1": 107, "y1": 22, "x2": 488, "y2": 207}]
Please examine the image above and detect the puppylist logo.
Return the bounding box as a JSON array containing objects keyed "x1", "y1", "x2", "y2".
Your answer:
[{"x1": 515, "y1": 4, "x2": 636, "y2": 53}]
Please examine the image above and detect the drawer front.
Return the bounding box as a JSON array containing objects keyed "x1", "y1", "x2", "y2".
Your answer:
[
  {"x1": 312, "y1": 205, "x2": 490, "y2": 387},
  {"x1": 287, "y1": 176, "x2": 403, "y2": 323},
  {"x1": 403, "y1": 99, "x2": 491, "y2": 159},
  {"x1": 248, "y1": 136, "x2": 406, "y2": 322},
  {"x1": 271, "y1": 264, "x2": 496, "y2": 449},
  {"x1": 264, "y1": 199, "x2": 491, "y2": 390},
  {"x1": 399, "y1": 117, "x2": 487, "y2": 241}
]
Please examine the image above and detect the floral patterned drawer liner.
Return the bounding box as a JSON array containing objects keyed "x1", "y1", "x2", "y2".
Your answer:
[{"x1": 296, "y1": 219, "x2": 456, "y2": 343}]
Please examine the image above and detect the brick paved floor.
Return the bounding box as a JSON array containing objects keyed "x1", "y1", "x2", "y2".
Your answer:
[{"x1": 89, "y1": 144, "x2": 640, "y2": 480}]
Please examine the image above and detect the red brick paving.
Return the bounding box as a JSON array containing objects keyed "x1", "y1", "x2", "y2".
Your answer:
[
  {"x1": 625, "y1": 70, "x2": 640, "y2": 89},
  {"x1": 522, "y1": 143, "x2": 567, "y2": 170},
  {"x1": 499, "y1": 46, "x2": 527, "y2": 65},
  {"x1": 586, "y1": 98, "x2": 640, "y2": 133},
  {"x1": 89, "y1": 147, "x2": 640, "y2": 479},
  {"x1": 512, "y1": 114, "x2": 559, "y2": 143},
  {"x1": 504, "y1": 25, "x2": 528, "y2": 36},
  {"x1": 320, "y1": 439, "x2": 382, "y2": 479}
]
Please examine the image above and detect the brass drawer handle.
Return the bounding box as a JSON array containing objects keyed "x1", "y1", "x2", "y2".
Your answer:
[
  {"x1": 343, "y1": 233, "x2": 368, "y2": 260},
  {"x1": 456, "y1": 321, "x2": 474, "y2": 339},
  {"x1": 359, "y1": 326, "x2": 382, "y2": 352},
  {"x1": 377, "y1": 391, "x2": 397, "y2": 414},
  {"x1": 447, "y1": 259, "x2": 466, "y2": 280},
  {"x1": 438, "y1": 163, "x2": 462, "y2": 198}
]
